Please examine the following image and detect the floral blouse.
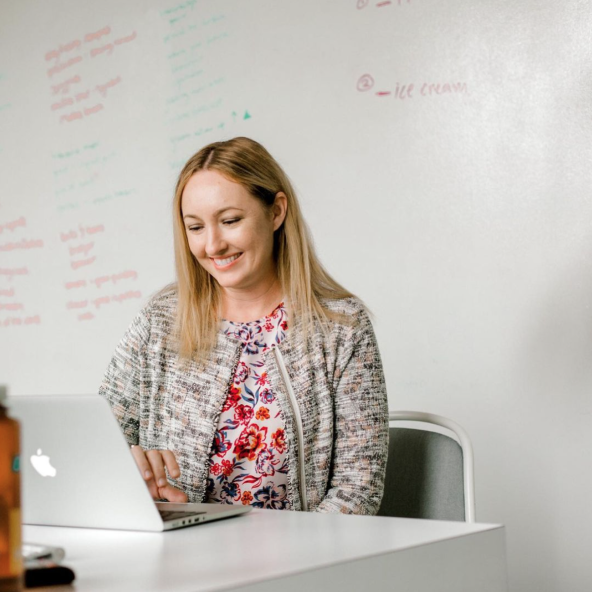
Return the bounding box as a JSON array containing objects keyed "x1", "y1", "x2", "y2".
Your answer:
[{"x1": 205, "y1": 303, "x2": 292, "y2": 510}]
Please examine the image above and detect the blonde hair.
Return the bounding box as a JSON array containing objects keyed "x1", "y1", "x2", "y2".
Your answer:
[{"x1": 171, "y1": 136, "x2": 355, "y2": 360}]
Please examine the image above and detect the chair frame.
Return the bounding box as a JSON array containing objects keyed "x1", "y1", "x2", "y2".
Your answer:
[{"x1": 389, "y1": 410, "x2": 476, "y2": 523}]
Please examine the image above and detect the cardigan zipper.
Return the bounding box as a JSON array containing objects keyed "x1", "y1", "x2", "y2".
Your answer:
[{"x1": 273, "y1": 347, "x2": 309, "y2": 511}]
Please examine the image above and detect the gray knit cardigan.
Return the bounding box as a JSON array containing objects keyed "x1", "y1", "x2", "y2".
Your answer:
[{"x1": 99, "y1": 288, "x2": 389, "y2": 514}]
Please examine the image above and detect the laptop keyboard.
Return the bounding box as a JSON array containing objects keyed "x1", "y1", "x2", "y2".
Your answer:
[{"x1": 159, "y1": 510, "x2": 206, "y2": 521}]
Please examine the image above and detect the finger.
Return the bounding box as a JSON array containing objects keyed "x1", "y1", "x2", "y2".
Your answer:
[
  {"x1": 146, "y1": 449, "x2": 168, "y2": 489},
  {"x1": 130, "y1": 445, "x2": 154, "y2": 482},
  {"x1": 158, "y1": 484, "x2": 188, "y2": 503},
  {"x1": 161, "y1": 450, "x2": 181, "y2": 480}
]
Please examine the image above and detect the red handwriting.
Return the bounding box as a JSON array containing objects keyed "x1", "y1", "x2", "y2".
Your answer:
[
  {"x1": 75, "y1": 91, "x2": 90, "y2": 102},
  {"x1": 96, "y1": 76, "x2": 121, "y2": 97},
  {"x1": 0, "y1": 217, "x2": 26, "y2": 233},
  {"x1": 359, "y1": 75, "x2": 468, "y2": 99},
  {"x1": 65, "y1": 280, "x2": 87, "y2": 290},
  {"x1": 85, "y1": 224, "x2": 105, "y2": 235},
  {"x1": 51, "y1": 75, "x2": 82, "y2": 95},
  {"x1": 1, "y1": 315, "x2": 41, "y2": 327},
  {"x1": 60, "y1": 230, "x2": 78, "y2": 242},
  {"x1": 71, "y1": 256, "x2": 96, "y2": 270},
  {"x1": 0, "y1": 267, "x2": 28, "y2": 278},
  {"x1": 0, "y1": 288, "x2": 15, "y2": 297},
  {"x1": 78, "y1": 312, "x2": 94, "y2": 321},
  {"x1": 84, "y1": 26, "x2": 111, "y2": 43},
  {"x1": 0, "y1": 302, "x2": 24, "y2": 311},
  {"x1": 45, "y1": 39, "x2": 82, "y2": 62},
  {"x1": 0, "y1": 239, "x2": 44, "y2": 252},
  {"x1": 47, "y1": 56, "x2": 83, "y2": 78},
  {"x1": 91, "y1": 270, "x2": 138, "y2": 288},
  {"x1": 69, "y1": 242, "x2": 94, "y2": 257},
  {"x1": 66, "y1": 300, "x2": 88, "y2": 309}
]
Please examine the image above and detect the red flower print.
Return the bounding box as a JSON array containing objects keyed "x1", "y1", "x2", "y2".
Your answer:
[
  {"x1": 271, "y1": 428, "x2": 287, "y2": 454},
  {"x1": 256, "y1": 407, "x2": 270, "y2": 421},
  {"x1": 280, "y1": 320, "x2": 288, "y2": 330},
  {"x1": 255, "y1": 371, "x2": 269, "y2": 386},
  {"x1": 210, "y1": 463, "x2": 222, "y2": 476},
  {"x1": 241, "y1": 491, "x2": 253, "y2": 505},
  {"x1": 234, "y1": 361, "x2": 250, "y2": 384},
  {"x1": 235, "y1": 404, "x2": 254, "y2": 425},
  {"x1": 264, "y1": 321, "x2": 274, "y2": 332},
  {"x1": 222, "y1": 385, "x2": 241, "y2": 411},
  {"x1": 234, "y1": 424, "x2": 268, "y2": 461},
  {"x1": 221, "y1": 459, "x2": 234, "y2": 477}
]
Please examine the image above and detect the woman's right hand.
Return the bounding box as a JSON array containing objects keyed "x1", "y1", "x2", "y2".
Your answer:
[{"x1": 130, "y1": 445, "x2": 188, "y2": 503}]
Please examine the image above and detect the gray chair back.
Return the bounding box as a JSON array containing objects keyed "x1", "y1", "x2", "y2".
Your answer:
[{"x1": 378, "y1": 426, "x2": 466, "y2": 521}]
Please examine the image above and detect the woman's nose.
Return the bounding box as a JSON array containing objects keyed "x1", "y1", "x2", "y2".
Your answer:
[{"x1": 205, "y1": 226, "x2": 227, "y2": 255}]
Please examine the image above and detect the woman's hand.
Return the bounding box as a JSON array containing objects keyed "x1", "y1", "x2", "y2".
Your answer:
[{"x1": 130, "y1": 445, "x2": 188, "y2": 502}]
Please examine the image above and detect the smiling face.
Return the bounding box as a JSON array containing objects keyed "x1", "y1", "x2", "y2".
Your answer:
[{"x1": 181, "y1": 170, "x2": 286, "y2": 299}]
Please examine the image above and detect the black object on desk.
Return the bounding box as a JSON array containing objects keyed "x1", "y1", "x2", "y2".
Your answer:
[{"x1": 24, "y1": 562, "x2": 75, "y2": 588}]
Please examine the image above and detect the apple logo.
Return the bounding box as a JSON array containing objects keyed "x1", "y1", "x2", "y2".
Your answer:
[{"x1": 30, "y1": 449, "x2": 57, "y2": 477}]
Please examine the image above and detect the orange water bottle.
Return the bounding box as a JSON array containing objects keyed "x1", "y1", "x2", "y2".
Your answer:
[{"x1": 0, "y1": 386, "x2": 22, "y2": 592}]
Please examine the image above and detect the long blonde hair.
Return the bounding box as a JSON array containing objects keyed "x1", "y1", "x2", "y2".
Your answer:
[{"x1": 171, "y1": 136, "x2": 355, "y2": 360}]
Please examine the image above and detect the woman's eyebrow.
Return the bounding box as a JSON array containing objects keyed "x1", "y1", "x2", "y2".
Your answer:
[{"x1": 183, "y1": 207, "x2": 244, "y2": 220}]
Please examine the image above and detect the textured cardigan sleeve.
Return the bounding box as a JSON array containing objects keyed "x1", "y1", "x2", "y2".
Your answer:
[
  {"x1": 98, "y1": 308, "x2": 151, "y2": 446},
  {"x1": 314, "y1": 308, "x2": 389, "y2": 514}
]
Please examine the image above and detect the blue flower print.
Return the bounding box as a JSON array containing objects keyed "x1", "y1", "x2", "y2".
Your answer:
[{"x1": 252, "y1": 482, "x2": 289, "y2": 510}]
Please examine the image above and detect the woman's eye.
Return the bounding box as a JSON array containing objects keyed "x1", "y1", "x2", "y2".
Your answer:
[
  {"x1": 223, "y1": 218, "x2": 240, "y2": 225},
  {"x1": 188, "y1": 225, "x2": 203, "y2": 232}
]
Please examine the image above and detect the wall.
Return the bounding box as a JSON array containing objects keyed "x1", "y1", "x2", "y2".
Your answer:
[{"x1": 1, "y1": 1, "x2": 591, "y2": 590}]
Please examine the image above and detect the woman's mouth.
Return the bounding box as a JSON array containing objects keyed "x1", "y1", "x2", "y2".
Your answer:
[{"x1": 212, "y1": 253, "x2": 243, "y2": 269}]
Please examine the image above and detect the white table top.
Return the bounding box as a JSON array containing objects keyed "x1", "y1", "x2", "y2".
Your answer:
[{"x1": 24, "y1": 510, "x2": 505, "y2": 592}]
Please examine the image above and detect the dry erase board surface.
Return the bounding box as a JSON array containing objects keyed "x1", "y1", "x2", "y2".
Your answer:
[{"x1": 1, "y1": 2, "x2": 592, "y2": 590}]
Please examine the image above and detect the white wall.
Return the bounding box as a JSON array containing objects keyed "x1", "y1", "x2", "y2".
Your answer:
[{"x1": 1, "y1": 1, "x2": 591, "y2": 590}]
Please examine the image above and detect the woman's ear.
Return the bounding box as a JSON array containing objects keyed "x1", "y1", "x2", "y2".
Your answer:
[{"x1": 272, "y1": 192, "x2": 288, "y2": 231}]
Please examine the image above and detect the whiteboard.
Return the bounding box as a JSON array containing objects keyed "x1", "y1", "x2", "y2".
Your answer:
[{"x1": 2, "y1": 2, "x2": 592, "y2": 590}]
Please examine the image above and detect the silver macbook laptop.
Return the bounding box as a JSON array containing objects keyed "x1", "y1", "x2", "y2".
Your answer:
[{"x1": 9, "y1": 394, "x2": 251, "y2": 532}]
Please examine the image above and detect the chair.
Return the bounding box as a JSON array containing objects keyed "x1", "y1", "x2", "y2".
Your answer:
[{"x1": 377, "y1": 411, "x2": 476, "y2": 522}]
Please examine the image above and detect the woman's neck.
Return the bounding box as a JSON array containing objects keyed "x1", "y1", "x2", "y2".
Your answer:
[{"x1": 220, "y1": 279, "x2": 283, "y2": 323}]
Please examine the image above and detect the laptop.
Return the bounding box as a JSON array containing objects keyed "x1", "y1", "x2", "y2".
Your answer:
[{"x1": 9, "y1": 394, "x2": 251, "y2": 532}]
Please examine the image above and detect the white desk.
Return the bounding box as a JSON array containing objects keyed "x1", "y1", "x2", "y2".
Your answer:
[{"x1": 24, "y1": 510, "x2": 508, "y2": 592}]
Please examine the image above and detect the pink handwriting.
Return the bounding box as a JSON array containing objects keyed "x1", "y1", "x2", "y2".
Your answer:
[
  {"x1": 90, "y1": 43, "x2": 114, "y2": 58},
  {"x1": 85, "y1": 224, "x2": 105, "y2": 235},
  {"x1": 75, "y1": 91, "x2": 90, "y2": 102},
  {"x1": 47, "y1": 56, "x2": 83, "y2": 78},
  {"x1": 114, "y1": 31, "x2": 137, "y2": 45},
  {"x1": 359, "y1": 75, "x2": 468, "y2": 99},
  {"x1": 84, "y1": 26, "x2": 111, "y2": 43},
  {"x1": 84, "y1": 103, "x2": 104, "y2": 116},
  {"x1": 96, "y1": 76, "x2": 121, "y2": 98},
  {"x1": 0, "y1": 288, "x2": 15, "y2": 297},
  {"x1": 66, "y1": 300, "x2": 88, "y2": 310},
  {"x1": 60, "y1": 111, "x2": 84, "y2": 123},
  {"x1": 112, "y1": 290, "x2": 142, "y2": 303},
  {"x1": 93, "y1": 295, "x2": 110, "y2": 309},
  {"x1": 60, "y1": 230, "x2": 78, "y2": 242},
  {"x1": 0, "y1": 302, "x2": 24, "y2": 311},
  {"x1": 0, "y1": 217, "x2": 26, "y2": 233},
  {"x1": 51, "y1": 75, "x2": 82, "y2": 95},
  {"x1": 0, "y1": 267, "x2": 28, "y2": 278},
  {"x1": 91, "y1": 269, "x2": 138, "y2": 288},
  {"x1": 78, "y1": 312, "x2": 94, "y2": 321},
  {"x1": 65, "y1": 280, "x2": 87, "y2": 290},
  {"x1": 1, "y1": 315, "x2": 41, "y2": 327},
  {"x1": 71, "y1": 256, "x2": 96, "y2": 270},
  {"x1": 45, "y1": 39, "x2": 82, "y2": 62},
  {"x1": 69, "y1": 242, "x2": 94, "y2": 257},
  {"x1": 51, "y1": 97, "x2": 75, "y2": 111},
  {"x1": 0, "y1": 239, "x2": 44, "y2": 252}
]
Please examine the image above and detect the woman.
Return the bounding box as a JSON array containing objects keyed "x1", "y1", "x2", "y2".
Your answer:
[{"x1": 99, "y1": 137, "x2": 388, "y2": 514}]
